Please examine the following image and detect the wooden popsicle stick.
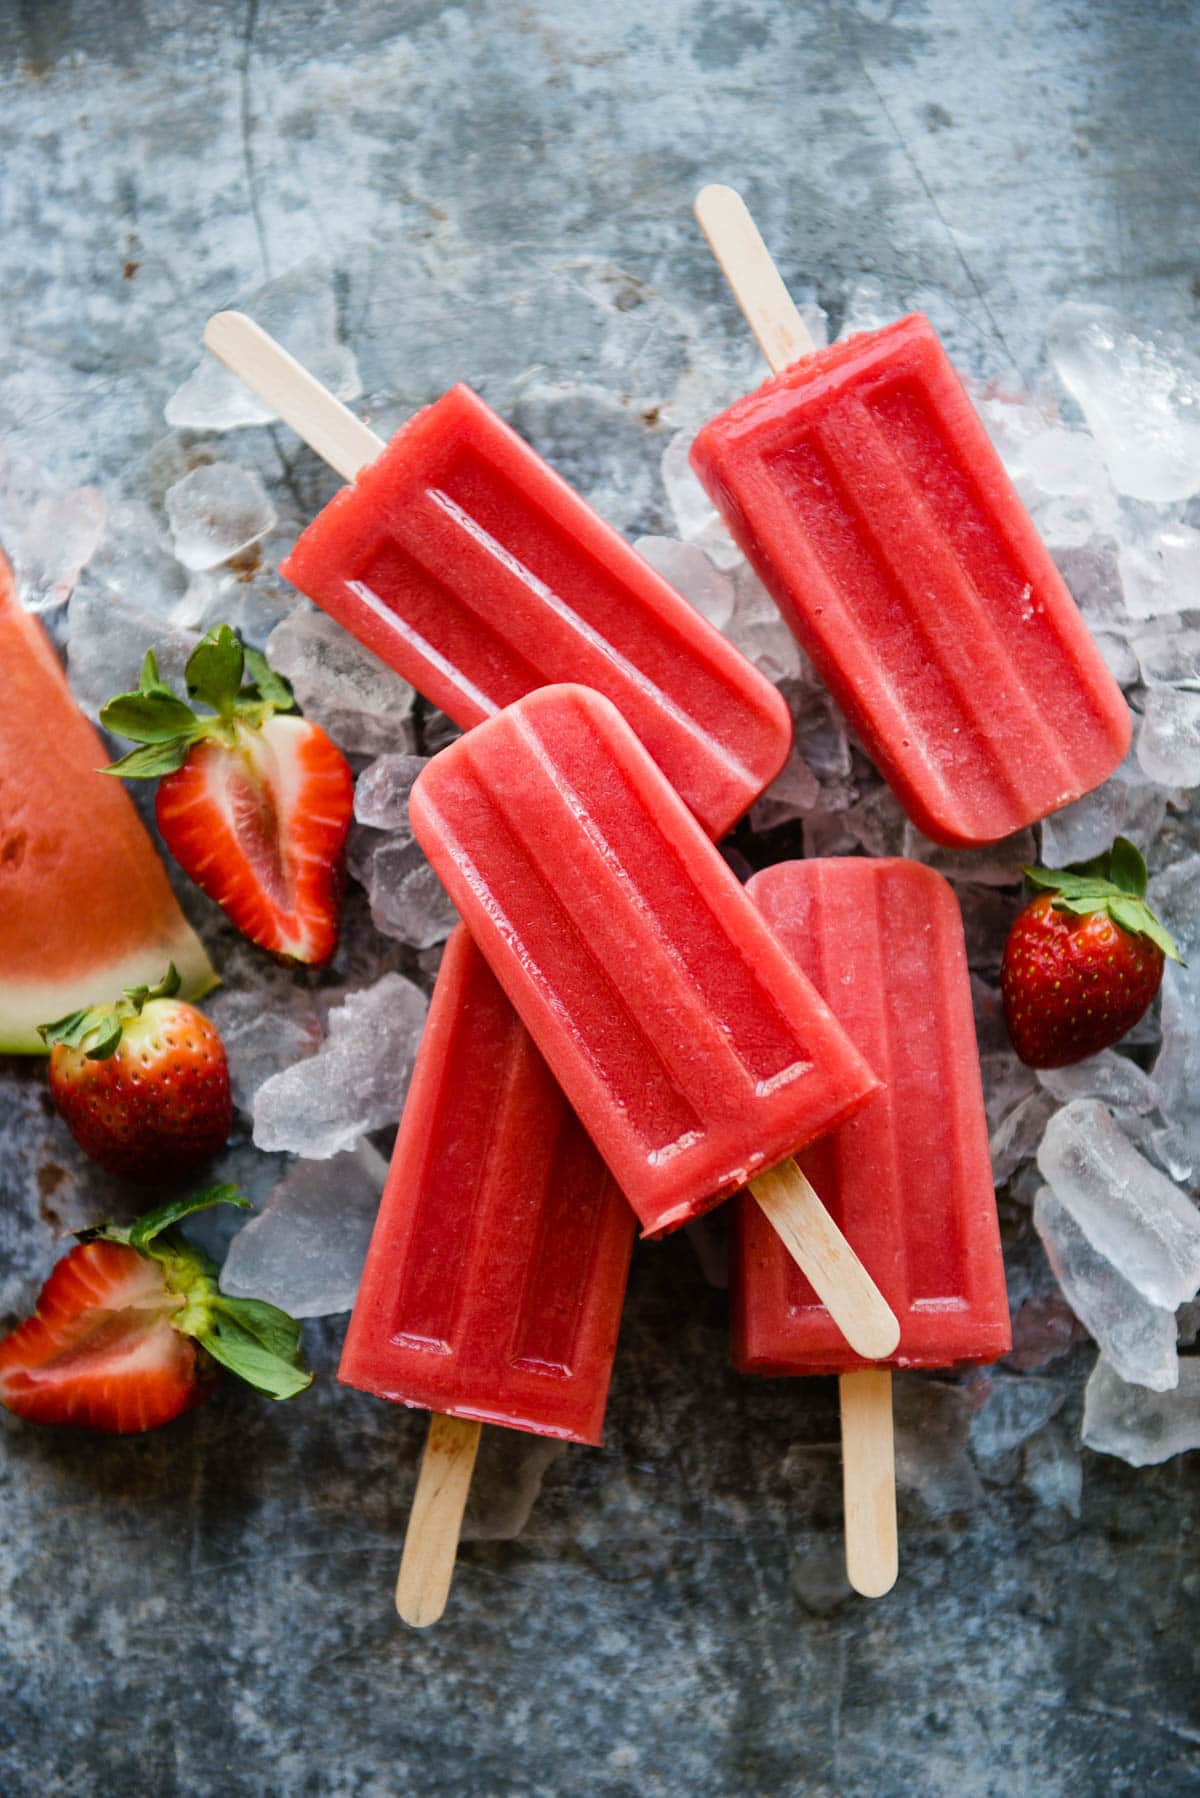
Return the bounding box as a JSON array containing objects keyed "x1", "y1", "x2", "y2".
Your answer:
[
  {"x1": 748, "y1": 1159, "x2": 899, "y2": 1361},
  {"x1": 395, "y1": 1412, "x2": 482, "y2": 1627},
  {"x1": 694, "y1": 184, "x2": 816, "y2": 375},
  {"x1": 203, "y1": 310, "x2": 384, "y2": 483},
  {"x1": 839, "y1": 1369, "x2": 898, "y2": 1597}
]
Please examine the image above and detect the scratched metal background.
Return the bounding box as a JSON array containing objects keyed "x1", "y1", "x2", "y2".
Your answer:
[{"x1": 1, "y1": 3, "x2": 1199, "y2": 1793}]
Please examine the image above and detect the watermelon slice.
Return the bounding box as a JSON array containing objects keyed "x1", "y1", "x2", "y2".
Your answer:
[{"x1": 0, "y1": 553, "x2": 217, "y2": 1052}]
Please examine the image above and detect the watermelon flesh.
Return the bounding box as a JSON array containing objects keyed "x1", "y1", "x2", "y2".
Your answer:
[{"x1": 0, "y1": 553, "x2": 217, "y2": 1051}]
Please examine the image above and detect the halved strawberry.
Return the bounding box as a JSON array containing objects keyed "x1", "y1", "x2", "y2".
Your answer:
[
  {"x1": 0, "y1": 1189, "x2": 312, "y2": 1433},
  {"x1": 101, "y1": 625, "x2": 353, "y2": 965}
]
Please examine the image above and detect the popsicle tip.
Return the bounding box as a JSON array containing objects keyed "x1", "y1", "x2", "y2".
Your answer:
[
  {"x1": 694, "y1": 182, "x2": 744, "y2": 222},
  {"x1": 847, "y1": 1557, "x2": 899, "y2": 1601},
  {"x1": 203, "y1": 309, "x2": 254, "y2": 356},
  {"x1": 394, "y1": 1577, "x2": 447, "y2": 1629},
  {"x1": 857, "y1": 1310, "x2": 902, "y2": 1362}
]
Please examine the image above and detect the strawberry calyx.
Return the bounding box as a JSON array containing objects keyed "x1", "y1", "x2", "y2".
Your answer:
[
  {"x1": 1023, "y1": 835, "x2": 1183, "y2": 964},
  {"x1": 38, "y1": 963, "x2": 184, "y2": 1061},
  {"x1": 99, "y1": 623, "x2": 297, "y2": 780},
  {"x1": 85, "y1": 1186, "x2": 313, "y2": 1402}
]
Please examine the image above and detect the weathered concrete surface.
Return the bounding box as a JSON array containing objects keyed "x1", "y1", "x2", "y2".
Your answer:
[{"x1": 1, "y1": 3, "x2": 1199, "y2": 1793}]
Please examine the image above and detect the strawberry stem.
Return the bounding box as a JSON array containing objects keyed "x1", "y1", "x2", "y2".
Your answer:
[{"x1": 1023, "y1": 836, "x2": 1183, "y2": 963}]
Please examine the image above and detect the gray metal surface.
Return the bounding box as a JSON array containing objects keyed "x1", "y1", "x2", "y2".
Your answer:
[{"x1": 2, "y1": 3, "x2": 1199, "y2": 1793}]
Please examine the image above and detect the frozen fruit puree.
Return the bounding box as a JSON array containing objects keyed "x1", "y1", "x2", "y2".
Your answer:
[
  {"x1": 690, "y1": 313, "x2": 1131, "y2": 847},
  {"x1": 281, "y1": 383, "x2": 791, "y2": 839},
  {"x1": 409, "y1": 684, "x2": 880, "y2": 1238},
  {"x1": 733, "y1": 857, "x2": 1011, "y2": 1375},
  {"x1": 338, "y1": 926, "x2": 635, "y2": 1445}
]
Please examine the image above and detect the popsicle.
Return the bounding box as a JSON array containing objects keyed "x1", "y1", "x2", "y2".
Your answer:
[
  {"x1": 734, "y1": 857, "x2": 1011, "y2": 1594},
  {"x1": 202, "y1": 312, "x2": 792, "y2": 841},
  {"x1": 340, "y1": 925, "x2": 635, "y2": 1625},
  {"x1": 689, "y1": 185, "x2": 1131, "y2": 848},
  {"x1": 409, "y1": 681, "x2": 899, "y2": 1361}
]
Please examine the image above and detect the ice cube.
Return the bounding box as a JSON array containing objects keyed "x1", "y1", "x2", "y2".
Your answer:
[
  {"x1": 266, "y1": 607, "x2": 416, "y2": 756},
  {"x1": 980, "y1": 1051, "x2": 1038, "y2": 1133},
  {"x1": 725, "y1": 562, "x2": 802, "y2": 682},
  {"x1": 1048, "y1": 303, "x2": 1200, "y2": 504},
  {"x1": 1036, "y1": 1100, "x2": 1200, "y2": 1310},
  {"x1": 219, "y1": 1145, "x2": 385, "y2": 1318},
  {"x1": 1033, "y1": 1186, "x2": 1178, "y2": 1391},
  {"x1": 632, "y1": 535, "x2": 734, "y2": 630},
  {"x1": 66, "y1": 583, "x2": 197, "y2": 721},
  {"x1": 0, "y1": 449, "x2": 106, "y2": 614},
  {"x1": 353, "y1": 753, "x2": 429, "y2": 832},
  {"x1": 206, "y1": 984, "x2": 323, "y2": 1114},
  {"x1": 17, "y1": 485, "x2": 107, "y2": 614},
  {"x1": 1082, "y1": 1356, "x2": 1200, "y2": 1466},
  {"x1": 1119, "y1": 523, "x2": 1200, "y2": 623},
  {"x1": 1038, "y1": 779, "x2": 1130, "y2": 867},
  {"x1": 1134, "y1": 627, "x2": 1200, "y2": 689},
  {"x1": 1136, "y1": 690, "x2": 1200, "y2": 787},
  {"x1": 844, "y1": 783, "x2": 909, "y2": 859},
  {"x1": 165, "y1": 463, "x2": 277, "y2": 573},
  {"x1": 166, "y1": 262, "x2": 363, "y2": 432},
  {"x1": 1037, "y1": 1050, "x2": 1157, "y2": 1115},
  {"x1": 354, "y1": 835, "x2": 458, "y2": 950},
  {"x1": 1149, "y1": 853, "x2": 1200, "y2": 959},
  {"x1": 902, "y1": 823, "x2": 1036, "y2": 887},
  {"x1": 748, "y1": 744, "x2": 822, "y2": 831},
  {"x1": 990, "y1": 1089, "x2": 1057, "y2": 1185},
  {"x1": 252, "y1": 972, "x2": 428, "y2": 1159},
  {"x1": 969, "y1": 1373, "x2": 1066, "y2": 1463},
  {"x1": 660, "y1": 430, "x2": 721, "y2": 543},
  {"x1": 1006, "y1": 1292, "x2": 1090, "y2": 1370},
  {"x1": 1152, "y1": 960, "x2": 1200, "y2": 1173},
  {"x1": 891, "y1": 1377, "x2": 982, "y2": 1518},
  {"x1": 86, "y1": 496, "x2": 191, "y2": 623}
]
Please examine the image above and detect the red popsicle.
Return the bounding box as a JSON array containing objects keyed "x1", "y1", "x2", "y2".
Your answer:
[
  {"x1": 341, "y1": 926, "x2": 635, "y2": 1623},
  {"x1": 204, "y1": 312, "x2": 792, "y2": 841},
  {"x1": 689, "y1": 186, "x2": 1131, "y2": 849},
  {"x1": 410, "y1": 683, "x2": 899, "y2": 1362},
  {"x1": 734, "y1": 857, "x2": 1011, "y2": 1593}
]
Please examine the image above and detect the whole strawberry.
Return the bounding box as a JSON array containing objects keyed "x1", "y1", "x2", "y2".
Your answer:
[
  {"x1": 101, "y1": 624, "x2": 353, "y2": 966},
  {"x1": 41, "y1": 965, "x2": 232, "y2": 1182},
  {"x1": 0, "y1": 1188, "x2": 311, "y2": 1433},
  {"x1": 1001, "y1": 836, "x2": 1181, "y2": 1068}
]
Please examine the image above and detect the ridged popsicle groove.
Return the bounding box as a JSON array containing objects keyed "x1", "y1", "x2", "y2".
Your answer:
[
  {"x1": 735, "y1": 859, "x2": 1008, "y2": 1373},
  {"x1": 411, "y1": 687, "x2": 881, "y2": 1233},
  {"x1": 284, "y1": 383, "x2": 792, "y2": 839},
  {"x1": 339, "y1": 929, "x2": 635, "y2": 1445}
]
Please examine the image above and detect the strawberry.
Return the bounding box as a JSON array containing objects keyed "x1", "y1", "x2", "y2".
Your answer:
[
  {"x1": 1001, "y1": 836, "x2": 1182, "y2": 1068},
  {"x1": 101, "y1": 624, "x2": 353, "y2": 965},
  {"x1": 0, "y1": 1188, "x2": 312, "y2": 1433},
  {"x1": 40, "y1": 965, "x2": 232, "y2": 1182}
]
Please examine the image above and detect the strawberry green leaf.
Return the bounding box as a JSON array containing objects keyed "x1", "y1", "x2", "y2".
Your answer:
[
  {"x1": 214, "y1": 1295, "x2": 304, "y2": 1366},
  {"x1": 103, "y1": 739, "x2": 193, "y2": 780},
  {"x1": 242, "y1": 645, "x2": 296, "y2": 712},
  {"x1": 39, "y1": 1004, "x2": 123, "y2": 1058},
  {"x1": 126, "y1": 1185, "x2": 250, "y2": 1255},
  {"x1": 100, "y1": 689, "x2": 198, "y2": 744},
  {"x1": 1106, "y1": 837, "x2": 1148, "y2": 897},
  {"x1": 199, "y1": 1309, "x2": 313, "y2": 1400},
  {"x1": 137, "y1": 648, "x2": 180, "y2": 703},
  {"x1": 185, "y1": 625, "x2": 245, "y2": 715}
]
